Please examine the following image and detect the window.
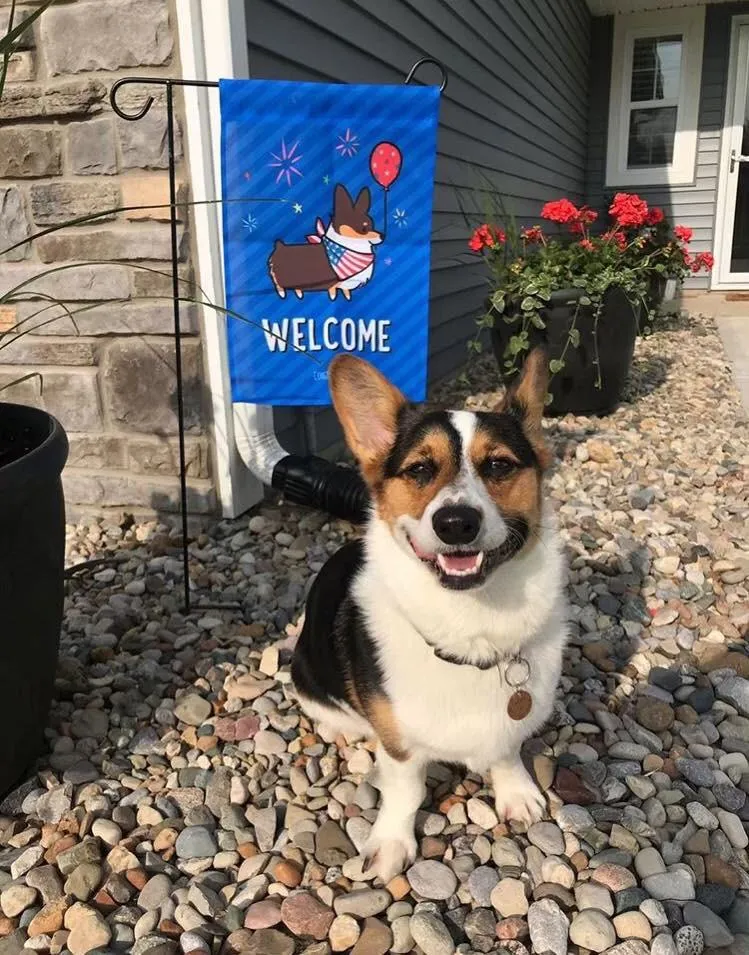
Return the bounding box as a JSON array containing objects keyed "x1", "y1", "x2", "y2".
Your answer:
[{"x1": 606, "y1": 7, "x2": 705, "y2": 187}]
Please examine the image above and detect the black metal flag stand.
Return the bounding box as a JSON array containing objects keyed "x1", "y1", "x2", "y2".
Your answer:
[{"x1": 109, "y1": 58, "x2": 447, "y2": 614}]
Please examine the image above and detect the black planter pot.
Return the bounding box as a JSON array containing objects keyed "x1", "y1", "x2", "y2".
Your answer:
[
  {"x1": 490, "y1": 286, "x2": 639, "y2": 416},
  {"x1": 0, "y1": 403, "x2": 68, "y2": 797}
]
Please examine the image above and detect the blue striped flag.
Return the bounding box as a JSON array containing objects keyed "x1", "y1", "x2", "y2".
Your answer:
[{"x1": 220, "y1": 78, "x2": 440, "y2": 405}]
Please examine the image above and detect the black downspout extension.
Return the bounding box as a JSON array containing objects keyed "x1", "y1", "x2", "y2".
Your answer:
[{"x1": 271, "y1": 455, "x2": 370, "y2": 524}]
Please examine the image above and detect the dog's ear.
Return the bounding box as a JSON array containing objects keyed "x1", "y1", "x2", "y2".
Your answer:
[
  {"x1": 329, "y1": 355, "x2": 405, "y2": 481},
  {"x1": 499, "y1": 347, "x2": 551, "y2": 468},
  {"x1": 334, "y1": 184, "x2": 354, "y2": 213},
  {"x1": 354, "y1": 187, "x2": 371, "y2": 213}
]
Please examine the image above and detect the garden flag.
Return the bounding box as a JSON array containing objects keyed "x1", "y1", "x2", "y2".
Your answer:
[{"x1": 220, "y1": 78, "x2": 441, "y2": 405}]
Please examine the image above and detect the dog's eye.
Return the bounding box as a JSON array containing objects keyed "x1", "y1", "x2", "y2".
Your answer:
[
  {"x1": 484, "y1": 457, "x2": 518, "y2": 479},
  {"x1": 401, "y1": 460, "x2": 436, "y2": 485}
]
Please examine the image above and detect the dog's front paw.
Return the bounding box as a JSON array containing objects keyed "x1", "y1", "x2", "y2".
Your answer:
[
  {"x1": 494, "y1": 770, "x2": 546, "y2": 826},
  {"x1": 361, "y1": 829, "x2": 417, "y2": 883}
]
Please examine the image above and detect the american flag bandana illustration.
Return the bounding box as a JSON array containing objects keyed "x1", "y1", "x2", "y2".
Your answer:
[
  {"x1": 305, "y1": 221, "x2": 374, "y2": 281},
  {"x1": 220, "y1": 78, "x2": 441, "y2": 406}
]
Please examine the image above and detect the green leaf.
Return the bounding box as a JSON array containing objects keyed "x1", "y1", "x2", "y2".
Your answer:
[
  {"x1": 0, "y1": 0, "x2": 56, "y2": 57},
  {"x1": 520, "y1": 296, "x2": 536, "y2": 311},
  {"x1": 490, "y1": 291, "x2": 505, "y2": 312},
  {"x1": 549, "y1": 358, "x2": 565, "y2": 374},
  {"x1": 579, "y1": 295, "x2": 592, "y2": 306},
  {"x1": 544, "y1": 392, "x2": 553, "y2": 406},
  {"x1": 568, "y1": 327, "x2": 581, "y2": 347},
  {"x1": 530, "y1": 313, "x2": 545, "y2": 329}
]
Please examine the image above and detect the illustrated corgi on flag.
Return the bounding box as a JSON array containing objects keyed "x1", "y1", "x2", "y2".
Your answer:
[{"x1": 220, "y1": 78, "x2": 441, "y2": 406}]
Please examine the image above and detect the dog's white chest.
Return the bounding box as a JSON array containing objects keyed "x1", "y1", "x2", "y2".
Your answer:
[{"x1": 374, "y1": 610, "x2": 563, "y2": 772}]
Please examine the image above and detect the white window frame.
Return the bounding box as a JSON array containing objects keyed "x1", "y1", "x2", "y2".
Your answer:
[{"x1": 605, "y1": 6, "x2": 705, "y2": 188}]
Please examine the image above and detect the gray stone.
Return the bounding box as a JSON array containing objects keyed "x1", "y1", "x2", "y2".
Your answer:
[
  {"x1": 718, "y1": 677, "x2": 749, "y2": 716},
  {"x1": 0, "y1": 187, "x2": 30, "y2": 262},
  {"x1": 56, "y1": 839, "x2": 101, "y2": 877},
  {"x1": 716, "y1": 809, "x2": 749, "y2": 849},
  {"x1": 651, "y1": 935, "x2": 678, "y2": 955},
  {"x1": 673, "y1": 924, "x2": 705, "y2": 955},
  {"x1": 34, "y1": 785, "x2": 72, "y2": 825},
  {"x1": 41, "y1": 372, "x2": 103, "y2": 433},
  {"x1": 29, "y1": 181, "x2": 120, "y2": 225},
  {"x1": 101, "y1": 339, "x2": 204, "y2": 435},
  {"x1": 575, "y1": 882, "x2": 613, "y2": 915},
  {"x1": 70, "y1": 708, "x2": 108, "y2": 740},
  {"x1": 407, "y1": 861, "x2": 458, "y2": 901},
  {"x1": 466, "y1": 865, "x2": 499, "y2": 907},
  {"x1": 556, "y1": 805, "x2": 594, "y2": 834},
  {"x1": 569, "y1": 909, "x2": 616, "y2": 953},
  {"x1": 118, "y1": 109, "x2": 182, "y2": 170},
  {"x1": 640, "y1": 899, "x2": 668, "y2": 926},
  {"x1": 409, "y1": 911, "x2": 455, "y2": 955},
  {"x1": 528, "y1": 898, "x2": 569, "y2": 955},
  {"x1": 315, "y1": 820, "x2": 356, "y2": 867},
  {"x1": 631, "y1": 488, "x2": 656, "y2": 509},
  {"x1": 0, "y1": 79, "x2": 106, "y2": 121},
  {"x1": 642, "y1": 870, "x2": 695, "y2": 902},
  {"x1": 175, "y1": 827, "x2": 217, "y2": 860},
  {"x1": 527, "y1": 821, "x2": 565, "y2": 856},
  {"x1": 333, "y1": 889, "x2": 390, "y2": 918},
  {"x1": 42, "y1": 0, "x2": 173, "y2": 75},
  {"x1": 37, "y1": 224, "x2": 185, "y2": 264},
  {"x1": 138, "y1": 874, "x2": 172, "y2": 911},
  {"x1": 67, "y1": 118, "x2": 117, "y2": 175},
  {"x1": 173, "y1": 694, "x2": 211, "y2": 727},
  {"x1": 0, "y1": 263, "x2": 130, "y2": 301},
  {"x1": 729, "y1": 896, "x2": 749, "y2": 935},
  {"x1": 0, "y1": 128, "x2": 62, "y2": 178},
  {"x1": 676, "y1": 759, "x2": 715, "y2": 788}
]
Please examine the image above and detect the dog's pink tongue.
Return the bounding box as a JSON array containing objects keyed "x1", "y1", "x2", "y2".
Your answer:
[{"x1": 440, "y1": 553, "x2": 480, "y2": 572}]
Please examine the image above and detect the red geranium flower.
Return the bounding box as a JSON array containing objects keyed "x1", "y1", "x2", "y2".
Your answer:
[
  {"x1": 674, "y1": 225, "x2": 693, "y2": 244},
  {"x1": 580, "y1": 207, "x2": 598, "y2": 225},
  {"x1": 693, "y1": 251, "x2": 714, "y2": 272},
  {"x1": 541, "y1": 198, "x2": 581, "y2": 224},
  {"x1": 521, "y1": 225, "x2": 544, "y2": 243},
  {"x1": 609, "y1": 192, "x2": 649, "y2": 228},
  {"x1": 578, "y1": 239, "x2": 594, "y2": 251},
  {"x1": 646, "y1": 206, "x2": 665, "y2": 225},
  {"x1": 602, "y1": 228, "x2": 627, "y2": 251},
  {"x1": 468, "y1": 224, "x2": 506, "y2": 252}
]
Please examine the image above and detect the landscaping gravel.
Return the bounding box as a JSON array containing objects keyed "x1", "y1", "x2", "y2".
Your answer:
[{"x1": 1, "y1": 313, "x2": 749, "y2": 954}]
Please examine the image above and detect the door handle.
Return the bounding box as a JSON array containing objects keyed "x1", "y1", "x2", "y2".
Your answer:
[{"x1": 731, "y1": 148, "x2": 749, "y2": 172}]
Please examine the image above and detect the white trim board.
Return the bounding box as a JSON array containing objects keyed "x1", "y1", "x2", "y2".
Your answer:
[
  {"x1": 713, "y1": 14, "x2": 749, "y2": 290},
  {"x1": 589, "y1": 0, "x2": 736, "y2": 15},
  {"x1": 605, "y1": 6, "x2": 705, "y2": 188},
  {"x1": 175, "y1": 0, "x2": 263, "y2": 517}
]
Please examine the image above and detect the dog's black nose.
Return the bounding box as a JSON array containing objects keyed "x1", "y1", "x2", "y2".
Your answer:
[{"x1": 432, "y1": 505, "x2": 482, "y2": 546}]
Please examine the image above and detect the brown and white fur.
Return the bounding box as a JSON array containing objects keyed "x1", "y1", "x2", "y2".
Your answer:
[{"x1": 291, "y1": 350, "x2": 568, "y2": 882}]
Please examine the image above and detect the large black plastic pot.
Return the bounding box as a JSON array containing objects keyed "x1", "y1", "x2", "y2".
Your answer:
[
  {"x1": 0, "y1": 404, "x2": 68, "y2": 797},
  {"x1": 490, "y1": 286, "x2": 639, "y2": 416}
]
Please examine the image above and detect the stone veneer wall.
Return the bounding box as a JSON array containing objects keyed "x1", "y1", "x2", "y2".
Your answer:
[{"x1": 0, "y1": 0, "x2": 216, "y2": 518}]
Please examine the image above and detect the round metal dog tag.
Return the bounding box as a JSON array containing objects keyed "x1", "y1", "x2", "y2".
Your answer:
[{"x1": 507, "y1": 689, "x2": 533, "y2": 721}]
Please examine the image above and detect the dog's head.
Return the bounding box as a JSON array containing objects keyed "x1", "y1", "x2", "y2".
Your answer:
[
  {"x1": 330, "y1": 351, "x2": 551, "y2": 590},
  {"x1": 332, "y1": 185, "x2": 383, "y2": 244}
]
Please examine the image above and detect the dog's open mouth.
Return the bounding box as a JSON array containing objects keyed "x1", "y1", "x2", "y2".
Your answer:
[
  {"x1": 408, "y1": 539, "x2": 490, "y2": 589},
  {"x1": 408, "y1": 528, "x2": 528, "y2": 590}
]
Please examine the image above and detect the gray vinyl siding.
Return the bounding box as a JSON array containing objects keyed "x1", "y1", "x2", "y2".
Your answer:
[
  {"x1": 587, "y1": 4, "x2": 749, "y2": 291},
  {"x1": 244, "y1": 0, "x2": 591, "y2": 455}
]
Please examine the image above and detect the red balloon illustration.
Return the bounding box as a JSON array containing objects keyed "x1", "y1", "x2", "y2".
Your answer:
[{"x1": 370, "y1": 141, "x2": 402, "y2": 190}]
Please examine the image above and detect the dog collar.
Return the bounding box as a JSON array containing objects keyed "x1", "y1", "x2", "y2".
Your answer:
[{"x1": 419, "y1": 632, "x2": 533, "y2": 721}]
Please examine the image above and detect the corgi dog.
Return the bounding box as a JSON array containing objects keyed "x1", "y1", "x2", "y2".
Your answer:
[
  {"x1": 291, "y1": 349, "x2": 568, "y2": 882},
  {"x1": 268, "y1": 184, "x2": 383, "y2": 301}
]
